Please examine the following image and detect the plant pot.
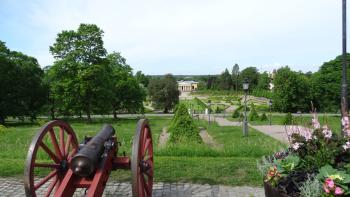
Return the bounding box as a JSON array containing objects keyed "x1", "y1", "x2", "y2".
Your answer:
[{"x1": 264, "y1": 182, "x2": 289, "y2": 197}]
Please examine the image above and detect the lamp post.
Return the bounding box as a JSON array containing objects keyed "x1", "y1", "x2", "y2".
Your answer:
[
  {"x1": 208, "y1": 100, "x2": 211, "y2": 125},
  {"x1": 341, "y1": 0, "x2": 349, "y2": 136},
  {"x1": 268, "y1": 99, "x2": 272, "y2": 125},
  {"x1": 243, "y1": 79, "x2": 249, "y2": 136}
]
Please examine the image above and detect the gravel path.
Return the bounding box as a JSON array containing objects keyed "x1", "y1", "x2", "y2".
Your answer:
[
  {"x1": 158, "y1": 127, "x2": 170, "y2": 147},
  {"x1": 249, "y1": 125, "x2": 290, "y2": 144},
  {"x1": 214, "y1": 117, "x2": 241, "y2": 126},
  {"x1": 0, "y1": 177, "x2": 264, "y2": 197}
]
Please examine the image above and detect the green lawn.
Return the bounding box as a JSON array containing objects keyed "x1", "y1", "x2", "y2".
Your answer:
[{"x1": 0, "y1": 116, "x2": 284, "y2": 186}]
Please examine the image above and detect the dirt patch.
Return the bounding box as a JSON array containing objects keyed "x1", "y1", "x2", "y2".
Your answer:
[
  {"x1": 158, "y1": 127, "x2": 170, "y2": 147},
  {"x1": 199, "y1": 127, "x2": 222, "y2": 148}
]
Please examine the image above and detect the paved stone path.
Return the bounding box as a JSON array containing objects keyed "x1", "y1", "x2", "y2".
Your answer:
[
  {"x1": 214, "y1": 117, "x2": 241, "y2": 127},
  {"x1": 249, "y1": 125, "x2": 290, "y2": 144},
  {"x1": 0, "y1": 177, "x2": 264, "y2": 197}
]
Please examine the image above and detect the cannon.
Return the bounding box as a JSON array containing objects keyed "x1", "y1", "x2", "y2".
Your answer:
[{"x1": 24, "y1": 119, "x2": 153, "y2": 197}]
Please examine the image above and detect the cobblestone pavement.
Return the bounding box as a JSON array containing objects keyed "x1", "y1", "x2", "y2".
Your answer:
[{"x1": 0, "y1": 177, "x2": 264, "y2": 197}]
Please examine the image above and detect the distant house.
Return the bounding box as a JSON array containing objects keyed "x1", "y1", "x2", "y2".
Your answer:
[{"x1": 177, "y1": 80, "x2": 198, "y2": 92}]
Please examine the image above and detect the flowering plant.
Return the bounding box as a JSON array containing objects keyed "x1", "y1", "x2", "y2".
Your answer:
[{"x1": 259, "y1": 111, "x2": 350, "y2": 197}]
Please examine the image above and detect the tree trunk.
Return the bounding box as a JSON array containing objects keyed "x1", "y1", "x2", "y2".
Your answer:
[
  {"x1": 113, "y1": 110, "x2": 117, "y2": 119},
  {"x1": 86, "y1": 102, "x2": 92, "y2": 123},
  {"x1": 50, "y1": 107, "x2": 55, "y2": 120},
  {"x1": 0, "y1": 115, "x2": 4, "y2": 125}
]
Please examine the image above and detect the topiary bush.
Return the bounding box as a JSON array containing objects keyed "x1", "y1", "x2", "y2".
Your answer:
[
  {"x1": 260, "y1": 112, "x2": 268, "y2": 121},
  {"x1": 249, "y1": 103, "x2": 260, "y2": 121},
  {"x1": 169, "y1": 103, "x2": 201, "y2": 144}
]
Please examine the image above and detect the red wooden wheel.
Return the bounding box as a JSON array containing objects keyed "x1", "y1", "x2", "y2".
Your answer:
[
  {"x1": 24, "y1": 120, "x2": 78, "y2": 197},
  {"x1": 131, "y1": 119, "x2": 154, "y2": 197}
]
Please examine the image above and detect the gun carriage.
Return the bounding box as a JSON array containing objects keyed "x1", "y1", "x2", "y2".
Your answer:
[{"x1": 24, "y1": 119, "x2": 153, "y2": 197}]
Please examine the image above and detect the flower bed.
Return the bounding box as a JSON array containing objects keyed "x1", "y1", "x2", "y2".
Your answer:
[{"x1": 258, "y1": 112, "x2": 350, "y2": 197}]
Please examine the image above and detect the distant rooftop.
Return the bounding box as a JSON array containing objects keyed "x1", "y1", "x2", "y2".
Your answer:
[{"x1": 177, "y1": 80, "x2": 198, "y2": 84}]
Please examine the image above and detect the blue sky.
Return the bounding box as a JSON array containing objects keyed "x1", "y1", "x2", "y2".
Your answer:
[{"x1": 0, "y1": 0, "x2": 344, "y2": 75}]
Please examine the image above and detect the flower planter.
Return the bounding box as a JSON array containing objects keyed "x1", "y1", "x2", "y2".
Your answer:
[{"x1": 264, "y1": 182, "x2": 289, "y2": 197}]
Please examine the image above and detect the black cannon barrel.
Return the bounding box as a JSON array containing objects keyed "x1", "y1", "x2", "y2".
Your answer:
[{"x1": 70, "y1": 124, "x2": 115, "y2": 177}]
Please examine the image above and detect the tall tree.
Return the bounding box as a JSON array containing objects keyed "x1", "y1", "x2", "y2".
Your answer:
[
  {"x1": 0, "y1": 41, "x2": 46, "y2": 123},
  {"x1": 231, "y1": 63, "x2": 240, "y2": 92},
  {"x1": 256, "y1": 72, "x2": 271, "y2": 90},
  {"x1": 218, "y1": 68, "x2": 232, "y2": 90},
  {"x1": 148, "y1": 74, "x2": 180, "y2": 113},
  {"x1": 49, "y1": 24, "x2": 112, "y2": 121},
  {"x1": 273, "y1": 67, "x2": 311, "y2": 112},
  {"x1": 107, "y1": 52, "x2": 146, "y2": 118},
  {"x1": 311, "y1": 54, "x2": 350, "y2": 112},
  {"x1": 135, "y1": 70, "x2": 149, "y2": 88},
  {"x1": 239, "y1": 67, "x2": 259, "y2": 90}
]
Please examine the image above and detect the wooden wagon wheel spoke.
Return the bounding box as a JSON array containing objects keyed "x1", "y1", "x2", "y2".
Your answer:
[
  {"x1": 34, "y1": 170, "x2": 57, "y2": 190},
  {"x1": 48, "y1": 129, "x2": 63, "y2": 160},
  {"x1": 132, "y1": 119, "x2": 153, "y2": 197},
  {"x1": 24, "y1": 120, "x2": 78, "y2": 197},
  {"x1": 59, "y1": 127, "x2": 65, "y2": 157},
  {"x1": 143, "y1": 138, "x2": 151, "y2": 156},
  {"x1": 44, "y1": 176, "x2": 58, "y2": 197},
  {"x1": 40, "y1": 142, "x2": 60, "y2": 164},
  {"x1": 34, "y1": 163, "x2": 61, "y2": 168}
]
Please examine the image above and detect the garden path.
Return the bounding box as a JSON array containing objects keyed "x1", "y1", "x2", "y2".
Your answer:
[
  {"x1": 248, "y1": 125, "x2": 290, "y2": 144},
  {"x1": 158, "y1": 127, "x2": 170, "y2": 147},
  {"x1": 199, "y1": 128, "x2": 222, "y2": 148},
  {"x1": 0, "y1": 177, "x2": 264, "y2": 197},
  {"x1": 214, "y1": 117, "x2": 241, "y2": 126}
]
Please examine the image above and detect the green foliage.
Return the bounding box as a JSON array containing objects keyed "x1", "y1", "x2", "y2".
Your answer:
[
  {"x1": 277, "y1": 155, "x2": 300, "y2": 173},
  {"x1": 273, "y1": 67, "x2": 311, "y2": 112},
  {"x1": 256, "y1": 72, "x2": 271, "y2": 90},
  {"x1": 257, "y1": 156, "x2": 274, "y2": 177},
  {"x1": 217, "y1": 68, "x2": 232, "y2": 90},
  {"x1": 282, "y1": 112, "x2": 293, "y2": 125},
  {"x1": 251, "y1": 89, "x2": 273, "y2": 99},
  {"x1": 239, "y1": 67, "x2": 259, "y2": 90},
  {"x1": 0, "y1": 125, "x2": 6, "y2": 133},
  {"x1": 148, "y1": 74, "x2": 180, "y2": 113},
  {"x1": 169, "y1": 104, "x2": 201, "y2": 144},
  {"x1": 249, "y1": 104, "x2": 259, "y2": 121},
  {"x1": 239, "y1": 112, "x2": 245, "y2": 122},
  {"x1": 107, "y1": 52, "x2": 146, "y2": 116},
  {"x1": 135, "y1": 70, "x2": 149, "y2": 88},
  {"x1": 299, "y1": 176, "x2": 322, "y2": 197},
  {"x1": 260, "y1": 112, "x2": 268, "y2": 121},
  {"x1": 317, "y1": 165, "x2": 350, "y2": 184},
  {"x1": 0, "y1": 41, "x2": 46, "y2": 123},
  {"x1": 232, "y1": 109, "x2": 240, "y2": 118},
  {"x1": 49, "y1": 24, "x2": 112, "y2": 121},
  {"x1": 311, "y1": 54, "x2": 350, "y2": 112},
  {"x1": 231, "y1": 63, "x2": 240, "y2": 91}
]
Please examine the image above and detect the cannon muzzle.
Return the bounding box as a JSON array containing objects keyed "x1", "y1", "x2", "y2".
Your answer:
[{"x1": 70, "y1": 124, "x2": 115, "y2": 177}]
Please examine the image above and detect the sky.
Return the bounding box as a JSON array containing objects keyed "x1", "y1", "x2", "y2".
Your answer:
[{"x1": 0, "y1": 0, "x2": 345, "y2": 75}]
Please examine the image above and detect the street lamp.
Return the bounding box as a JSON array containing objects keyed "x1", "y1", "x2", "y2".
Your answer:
[
  {"x1": 243, "y1": 79, "x2": 249, "y2": 136},
  {"x1": 208, "y1": 100, "x2": 211, "y2": 125},
  {"x1": 341, "y1": 0, "x2": 349, "y2": 136},
  {"x1": 268, "y1": 99, "x2": 272, "y2": 125}
]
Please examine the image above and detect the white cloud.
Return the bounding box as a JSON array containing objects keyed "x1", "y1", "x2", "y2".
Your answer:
[{"x1": 0, "y1": 0, "x2": 344, "y2": 74}]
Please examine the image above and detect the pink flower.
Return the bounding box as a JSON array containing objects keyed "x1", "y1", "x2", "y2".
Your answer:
[
  {"x1": 343, "y1": 141, "x2": 350, "y2": 151},
  {"x1": 325, "y1": 178, "x2": 335, "y2": 189},
  {"x1": 323, "y1": 184, "x2": 330, "y2": 193},
  {"x1": 335, "y1": 187, "x2": 344, "y2": 195},
  {"x1": 292, "y1": 142, "x2": 301, "y2": 150},
  {"x1": 312, "y1": 114, "x2": 321, "y2": 129},
  {"x1": 322, "y1": 128, "x2": 332, "y2": 139}
]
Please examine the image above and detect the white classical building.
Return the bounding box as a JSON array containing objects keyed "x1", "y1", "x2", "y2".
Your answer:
[{"x1": 177, "y1": 80, "x2": 198, "y2": 92}]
